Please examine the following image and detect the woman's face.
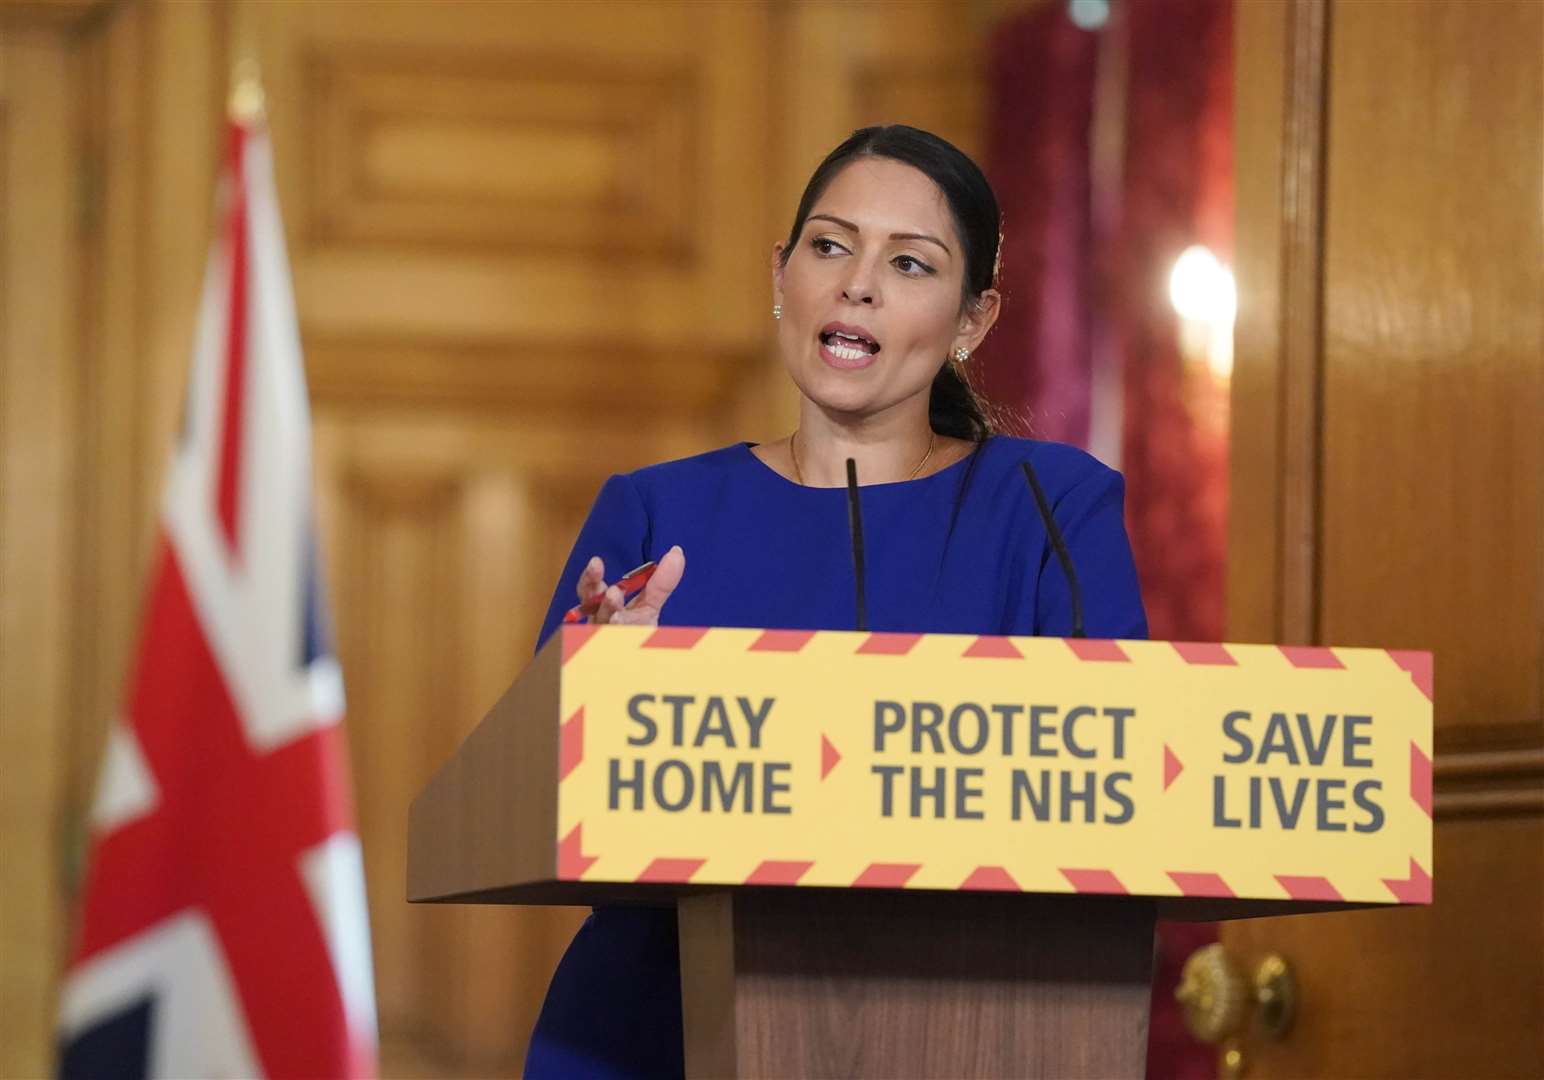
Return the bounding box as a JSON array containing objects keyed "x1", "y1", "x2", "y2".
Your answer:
[{"x1": 772, "y1": 157, "x2": 997, "y2": 423}]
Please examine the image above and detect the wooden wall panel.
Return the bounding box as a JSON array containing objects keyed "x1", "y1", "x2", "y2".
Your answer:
[
  {"x1": 1224, "y1": 2, "x2": 1543, "y2": 1075},
  {"x1": 1225, "y1": 0, "x2": 1290, "y2": 646},
  {"x1": 137, "y1": 0, "x2": 226, "y2": 548},
  {"x1": 0, "y1": 4, "x2": 222, "y2": 1070},
  {"x1": 305, "y1": 335, "x2": 752, "y2": 417},
  {"x1": 1319, "y1": 0, "x2": 1543, "y2": 754},
  {"x1": 306, "y1": 49, "x2": 699, "y2": 258},
  {"x1": 1228, "y1": 814, "x2": 1544, "y2": 1077},
  {"x1": 69, "y1": 0, "x2": 145, "y2": 832},
  {"x1": 775, "y1": 1, "x2": 990, "y2": 214},
  {"x1": 336, "y1": 463, "x2": 461, "y2": 1028},
  {"x1": 0, "y1": 29, "x2": 80, "y2": 1079},
  {"x1": 258, "y1": 0, "x2": 772, "y2": 348}
]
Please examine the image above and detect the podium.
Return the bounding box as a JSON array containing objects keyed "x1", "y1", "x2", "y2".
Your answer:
[{"x1": 409, "y1": 626, "x2": 1432, "y2": 1077}]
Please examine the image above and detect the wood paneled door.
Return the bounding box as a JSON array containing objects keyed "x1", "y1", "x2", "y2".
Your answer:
[{"x1": 1222, "y1": 2, "x2": 1543, "y2": 1076}]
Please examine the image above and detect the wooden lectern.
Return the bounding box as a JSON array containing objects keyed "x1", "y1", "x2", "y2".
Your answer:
[{"x1": 408, "y1": 626, "x2": 1433, "y2": 1078}]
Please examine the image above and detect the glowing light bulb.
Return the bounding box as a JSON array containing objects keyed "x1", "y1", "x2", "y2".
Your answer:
[
  {"x1": 1168, "y1": 245, "x2": 1237, "y2": 380},
  {"x1": 1169, "y1": 245, "x2": 1235, "y2": 324},
  {"x1": 1068, "y1": 0, "x2": 1110, "y2": 30}
]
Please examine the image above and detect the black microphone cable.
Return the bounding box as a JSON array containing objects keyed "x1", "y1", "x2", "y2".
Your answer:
[
  {"x1": 845, "y1": 458, "x2": 868, "y2": 632},
  {"x1": 1019, "y1": 460, "x2": 1086, "y2": 638}
]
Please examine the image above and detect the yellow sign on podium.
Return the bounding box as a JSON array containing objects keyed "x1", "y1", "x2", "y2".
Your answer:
[{"x1": 554, "y1": 626, "x2": 1433, "y2": 905}]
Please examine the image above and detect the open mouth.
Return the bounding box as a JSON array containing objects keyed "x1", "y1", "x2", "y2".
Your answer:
[{"x1": 818, "y1": 323, "x2": 881, "y2": 362}]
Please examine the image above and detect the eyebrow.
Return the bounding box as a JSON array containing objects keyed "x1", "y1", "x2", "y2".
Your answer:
[{"x1": 807, "y1": 213, "x2": 953, "y2": 257}]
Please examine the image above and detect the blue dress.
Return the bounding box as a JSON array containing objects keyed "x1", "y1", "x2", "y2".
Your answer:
[{"x1": 524, "y1": 435, "x2": 1147, "y2": 1078}]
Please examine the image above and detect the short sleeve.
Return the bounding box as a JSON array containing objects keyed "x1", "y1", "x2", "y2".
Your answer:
[
  {"x1": 1035, "y1": 466, "x2": 1148, "y2": 639},
  {"x1": 535, "y1": 474, "x2": 651, "y2": 653}
]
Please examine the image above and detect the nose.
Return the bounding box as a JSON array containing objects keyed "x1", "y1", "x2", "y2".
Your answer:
[{"x1": 840, "y1": 258, "x2": 881, "y2": 306}]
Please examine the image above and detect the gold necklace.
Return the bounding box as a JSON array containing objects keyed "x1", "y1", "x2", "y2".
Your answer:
[{"x1": 790, "y1": 430, "x2": 935, "y2": 486}]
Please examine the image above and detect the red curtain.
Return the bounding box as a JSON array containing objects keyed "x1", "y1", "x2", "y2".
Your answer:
[
  {"x1": 983, "y1": 0, "x2": 1231, "y2": 635},
  {"x1": 978, "y1": 3, "x2": 1098, "y2": 443},
  {"x1": 984, "y1": 2, "x2": 1233, "y2": 1077},
  {"x1": 1117, "y1": 0, "x2": 1233, "y2": 647}
]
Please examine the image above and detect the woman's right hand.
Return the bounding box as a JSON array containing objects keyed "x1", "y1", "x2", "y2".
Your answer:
[{"x1": 577, "y1": 545, "x2": 686, "y2": 626}]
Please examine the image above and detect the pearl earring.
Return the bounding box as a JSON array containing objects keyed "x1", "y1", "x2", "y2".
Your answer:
[
  {"x1": 954, "y1": 346, "x2": 970, "y2": 364},
  {"x1": 773, "y1": 304, "x2": 782, "y2": 320}
]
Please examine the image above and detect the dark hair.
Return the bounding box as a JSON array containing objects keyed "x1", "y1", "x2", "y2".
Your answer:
[{"x1": 778, "y1": 124, "x2": 1002, "y2": 442}]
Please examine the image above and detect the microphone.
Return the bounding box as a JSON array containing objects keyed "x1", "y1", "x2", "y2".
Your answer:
[
  {"x1": 1019, "y1": 460, "x2": 1086, "y2": 639},
  {"x1": 845, "y1": 458, "x2": 869, "y2": 632}
]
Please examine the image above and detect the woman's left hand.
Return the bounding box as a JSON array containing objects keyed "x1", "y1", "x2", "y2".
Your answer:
[{"x1": 592, "y1": 544, "x2": 686, "y2": 626}]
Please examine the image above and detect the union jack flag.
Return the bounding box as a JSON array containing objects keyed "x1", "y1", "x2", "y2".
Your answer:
[{"x1": 57, "y1": 110, "x2": 378, "y2": 1078}]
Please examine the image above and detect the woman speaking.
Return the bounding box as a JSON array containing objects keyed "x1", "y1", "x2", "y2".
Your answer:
[{"x1": 523, "y1": 125, "x2": 1147, "y2": 1078}]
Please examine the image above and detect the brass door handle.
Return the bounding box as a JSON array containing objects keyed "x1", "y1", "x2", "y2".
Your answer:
[{"x1": 1175, "y1": 943, "x2": 1297, "y2": 1076}]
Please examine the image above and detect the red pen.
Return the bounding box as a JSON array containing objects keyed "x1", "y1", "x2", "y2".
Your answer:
[{"x1": 562, "y1": 561, "x2": 659, "y2": 623}]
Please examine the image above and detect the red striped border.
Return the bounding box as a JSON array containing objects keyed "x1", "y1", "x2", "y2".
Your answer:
[
  {"x1": 557, "y1": 824, "x2": 597, "y2": 879},
  {"x1": 558, "y1": 707, "x2": 584, "y2": 781},
  {"x1": 562, "y1": 624, "x2": 599, "y2": 663},
  {"x1": 960, "y1": 866, "x2": 1020, "y2": 891},
  {"x1": 1167, "y1": 871, "x2": 1236, "y2": 898},
  {"x1": 744, "y1": 860, "x2": 815, "y2": 886},
  {"x1": 852, "y1": 862, "x2": 921, "y2": 888},
  {"x1": 1410, "y1": 742, "x2": 1433, "y2": 817},
  {"x1": 1066, "y1": 639, "x2": 1131, "y2": 662},
  {"x1": 642, "y1": 626, "x2": 709, "y2": 650},
  {"x1": 636, "y1": 857, "x2": 706, "y2": 883},
  {"x1": 1171, "y1": 641, "x2": 1236, "y2": 665},
  {"x1": 749, "y1": 629, "x2": 817, "y2": 652},
  {"x1": 856, "y1": 632, "x2": 922, "y2": 656},
  {"x1": 1059, "y1": 868, "x2": 1127, "y2": 894},
  {"x1": 1382, "y1": 857, "x2": 1432, "y2": 904},
  {"x1": 1278, "y1": 645, "x2": 1344, "y2": 669},
  {"x1": 963, "y1": 636, "x2": 1024, "y2": 659},
  {"x1": 1275, "y1": 874, "x2": 1343, "y2": 901},
  {"x1": 1387, "y1": 649, "x2": 1434, "y2": 701}
]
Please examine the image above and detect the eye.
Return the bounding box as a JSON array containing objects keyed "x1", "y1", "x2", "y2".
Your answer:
[
  {"x1": 893, "y1": 254, "x2": 936, "y2": 277},
  {"x1": 810, "y1": 236, "x2": 849, "y2": 257}
]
